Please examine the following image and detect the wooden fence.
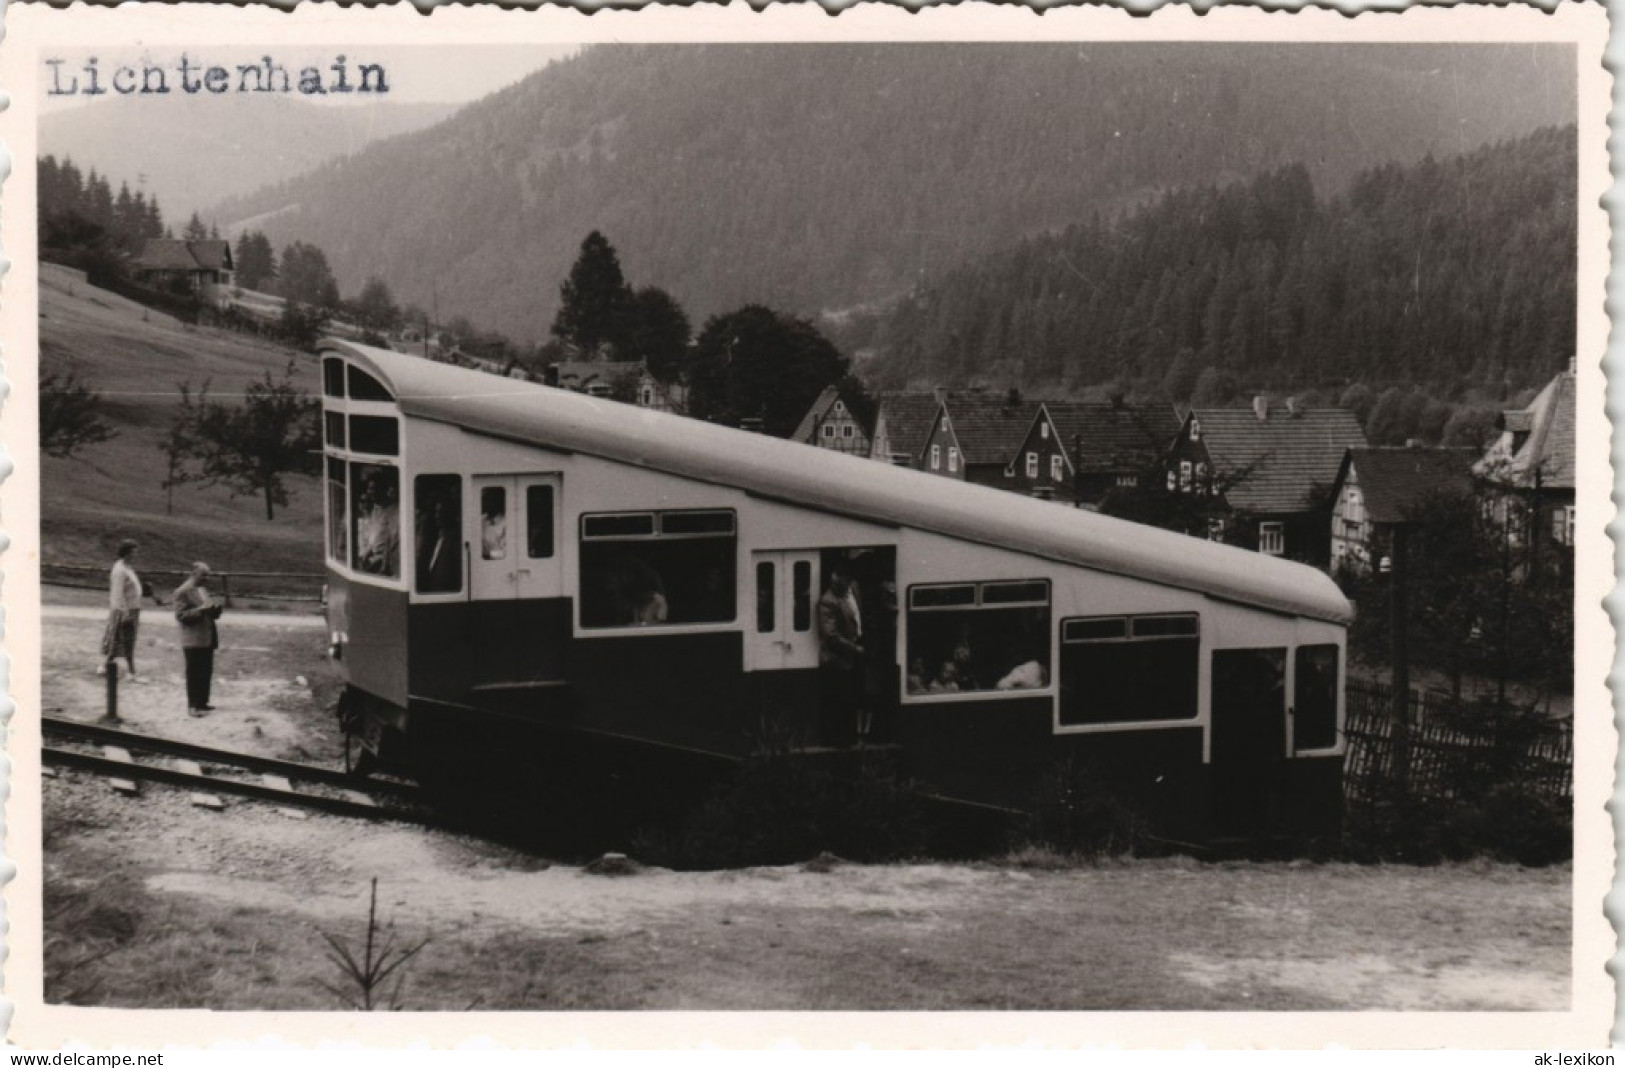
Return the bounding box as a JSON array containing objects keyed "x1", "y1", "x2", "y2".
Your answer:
[
  {"x1": 1342, "y1": 679, "x2": 1571, "y2": 805},
  {"x1": 43, "y1": 563, "x2": 325, "y2": 606}
]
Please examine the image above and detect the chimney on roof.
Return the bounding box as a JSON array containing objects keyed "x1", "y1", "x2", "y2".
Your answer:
[
  {"x1": 739, "y1": 417, "x2": 765, "y2": 434},
  {"x1": 1284, "y1": 396, "x2": 1297, "y2": 416},
  {"x1": 1006, "y1": 387, "x2": 1022, "y2": 409},
  {"x1": 1252, "y1": 394, "x2": 1269, "y2": 422},
  {"x1": 933, "y1": 386, "x2": 948, "y2": 404}
]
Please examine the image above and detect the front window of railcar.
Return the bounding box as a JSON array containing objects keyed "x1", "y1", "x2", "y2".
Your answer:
[
  {"x1": 323, "y1": 354, "x2": 401, "y2": 583},
  {"x1": 350, "y1": 463, "x2": 401, "y2": 578}
]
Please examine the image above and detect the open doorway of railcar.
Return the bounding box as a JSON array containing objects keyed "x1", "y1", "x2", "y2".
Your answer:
[
  {"x1": 817, "y1": 546, "x2": 898, "y2": 748},
  {"x1": 747, "y1": 545, "x2": 897, "y2": 750}
]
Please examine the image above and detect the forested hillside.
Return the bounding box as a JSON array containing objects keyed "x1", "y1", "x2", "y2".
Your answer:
[
  {"x1": 855, "y1": 126, "x2": 1576, "y2": 399},
  {"x1": 209, "y1": 43, "x2": 1574, "y2": 342}
]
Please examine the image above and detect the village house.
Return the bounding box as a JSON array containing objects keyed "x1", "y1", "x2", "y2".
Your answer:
[
  {"x1": 1006, "y1": 399, "x2": 1181, "y2": 506},
  {"x1": 868, "y1": 391, "x2": 944, "y2": 466},
  {"x1": 1328, "y1": 445, "x2": 1478, "y2": 575},
  {"x1": 130, "y1": 237, "x2": 234, "y2": 294},
  {"x1": 1476, "y1": 361, "x2": 1576, "y2": 553},
  {"x1": 917, "y1": 390, "x2": 1041, "y2": 488},
  {"x1": 1165, "y1": 396, "x2": 1367, "y2": 566},
  {"x1": 790, "y1": 385, "x2": 871, "y2": 455}
]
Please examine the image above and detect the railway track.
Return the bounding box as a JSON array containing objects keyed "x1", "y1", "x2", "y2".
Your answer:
[{"x1": 42, "y1": 715, "x2": 430, "y2": 824}]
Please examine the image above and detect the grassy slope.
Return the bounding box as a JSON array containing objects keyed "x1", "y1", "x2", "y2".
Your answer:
[{"x1": 39, "y1": 263, "x2": 325, "y2": 576}]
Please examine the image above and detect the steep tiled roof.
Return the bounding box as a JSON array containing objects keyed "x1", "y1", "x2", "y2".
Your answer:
[
  {"x1": 1193, "y1": 405, "x2": 1368, "y2": 514},
  {"x1": 1047, "y1": 401, "x2": 1181, "y2": 475},
  {"x1": 873, "y1": 392, "x2": 940, "y2": 462},
  {"x1": 1481, "y1": 366, "x2": 1575, "y2": 490},
  {"x1": 133, "y1": 238, "x2": 233, "y2": 273},
  {"x1": 944, "y1": 394, "x2": 1041, "y2": 465},
  {"x1": 791, "y1": 385, "x2": 842, "y2": 443},
  {"x1": 1345, "y1": 447, "x2": 1477, "y2": 524}
]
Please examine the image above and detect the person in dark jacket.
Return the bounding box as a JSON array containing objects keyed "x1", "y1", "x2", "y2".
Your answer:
[
  {"x1": 173, "y1": 561, "x2": 224, "y2": 716},
  {"x1": 816, "y1": 567, "x2": 863, "y2": 747}
]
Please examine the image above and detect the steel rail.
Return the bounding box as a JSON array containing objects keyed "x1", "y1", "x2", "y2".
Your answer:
[
  {"x1": 43, "y1": 746, "x2": 428, "y2": 824},
  {"x1": 41, "y1": 714, "x2": 419, "y2": 798}
]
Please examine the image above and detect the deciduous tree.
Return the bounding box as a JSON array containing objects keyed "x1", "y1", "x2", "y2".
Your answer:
[
  {"x1": 686, "y1": 305, "x2": 848, "y2": 437},
  {"x1": 184, "y1": 361, "x2": 321, "y2": 520}
]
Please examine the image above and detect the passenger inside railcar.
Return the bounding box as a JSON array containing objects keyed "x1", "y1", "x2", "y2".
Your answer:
[
  {"x1": 414, "y1": 476, "x2": 462, "y2": 594},
  {"x1": 906, "y1": 581, "x2": 1051, "y2": 696},
  {"x1": 352, "y1": 464, "x2": 400, "y2": 578}
]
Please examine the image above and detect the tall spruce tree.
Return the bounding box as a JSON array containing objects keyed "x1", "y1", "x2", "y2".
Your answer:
[{"x1": 550, "y1": 230, "x2": 633, "y2": 358}]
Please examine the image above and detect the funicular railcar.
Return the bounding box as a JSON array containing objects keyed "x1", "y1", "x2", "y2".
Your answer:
[{"x1": 320, "y1": 339, "x2": 1354, "y2": 843}]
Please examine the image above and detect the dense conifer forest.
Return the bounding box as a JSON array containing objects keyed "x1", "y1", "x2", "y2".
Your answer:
[{"x1": 852, "y1": 126, "x2": 1576, "y2": 403}]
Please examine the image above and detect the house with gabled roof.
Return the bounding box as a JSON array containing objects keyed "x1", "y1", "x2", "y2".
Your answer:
[
  {"x1": 1165, "y1": 396, "x2": 1367, "y2": 566},
  {"x1": 791, "y1": 385, "x2": 871, "y2": 455},
  {"x1": 1329, "y1": 445, "x2": 1477, "y2": 575},
  {"x1": 868, "y1": 391, "x2": 940, "y2": 466},
  {"x1": 130, "y1": 238, "x2": 234, "y2": 293},
  {"x1": 547, "y1": 359, "x2": 684, "y2": 413},
  {"x1": 1477, "y1": 361, "x2": 1576, "y2": 551},
  {"x1": 917, "y1": 390, "x2": 1040, "y2": 487},
  {"x1": 1006, "y1": 399, "x2": 1181, "y2": 507}
]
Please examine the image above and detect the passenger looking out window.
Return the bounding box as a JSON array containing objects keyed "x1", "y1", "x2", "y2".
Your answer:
[
  {"x1": 351, "y1": 463, "x2": 400, "y2": 579},
  {"x1": 906, "y1": 581, "x2": 1050, "y2": 696},
  {"x1": 414, "y1": 475, "x2": 462, "y2": 594},
  {"x1": 481, "y1": 487, "x2": 507, "y2": 560}
]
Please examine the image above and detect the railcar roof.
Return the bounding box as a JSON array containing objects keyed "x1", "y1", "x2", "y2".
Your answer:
[{"x1": 323, "y1": 341, "x2": 1354, "y2": 625}]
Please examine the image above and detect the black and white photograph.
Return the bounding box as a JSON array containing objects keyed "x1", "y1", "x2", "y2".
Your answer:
[{"x1": 1, "y1": 1, "x2": 1612, "y2": 1048}]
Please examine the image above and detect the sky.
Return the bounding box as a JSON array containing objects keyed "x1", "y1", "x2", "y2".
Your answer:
[{"x1": 40, "y1": 44, "x2": 579, "y2": 113}]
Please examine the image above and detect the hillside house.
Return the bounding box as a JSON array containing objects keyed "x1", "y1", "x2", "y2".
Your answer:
[
  {"x1": 1329, "y1": 446, "x2": 1477, "y2": 574},
  {"x1": 130, "y1": 238, "x2": 234, "y2": 293},
  {"x1": 547, "y1": 360, "x2": 684, "y2": 413},
  {"x1": 1007, "y1": 400, "x2": 1181, "y2": 506},
  {"x1": 790, "y1": 385, "x2": 871, "y2": 455},
  {"x1": 918, "y1": 391, "x2": 1040, "y2": 487},
  {"x1": 1476, "y1": 361, "x2": 1577, "y2": 552},
  {"x1": 1165, "y1": 397, "x2": 1367, "y2": 566}
]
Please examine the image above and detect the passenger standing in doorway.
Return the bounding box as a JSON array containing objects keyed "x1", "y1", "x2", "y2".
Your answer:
[
  {"x1": 817, "y1": 567, "x2": 863, "y2": 747},
  {"x1": 99, "y1": 539, "x2": 146, "y2": 683},
  {"x1": 173, "y1": 562, "x2": 224, "y2": 716}
]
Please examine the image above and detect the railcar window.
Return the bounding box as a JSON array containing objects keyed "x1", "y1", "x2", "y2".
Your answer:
[
  {"x1": 582, "y1": 513, "x2": 655, "y2": 539},
  {"x1": 1059, "y1": 613, "x2": 1199, "y2": 726},
  {"x1": 660, "y1": 511, "x2": 735, "y2": 536},
  {"x1": 906, "y1": 581, "x2": 1050, "y2": 696},
  {"x1": 579, "y1": 510, "x2": 737, "y2": 628},
  {"x1": 526, "y1": 485, "x2": 556, "y2": 559},
  {"x1": 756, "y1": 561, "x2": 776, "y2": 633},
  {"x1": 792, "y1": 561, "x2": 813, "y2": 632},
  {"x1": 1293, "y1": 645, "x2": 1340, "y2": 751},
  {"x1": 480, "y1": 487, "x2": 508, "y2": 560},
  {"x1": 326, "y1": 458, "x2": 348, "y2": 565},
  {"x1": 324, "y1": 412, "x2": 346, "y2": 449},
  {"x1": 347, "y1": 366, "x2": 394, "y2": 402},
  {"x1": 414, "y1": 475, "x2": 462, "y2": 594},
  {"x1": 350, "y1": 463, "x2": 400, "y2": 579},
  {"x1": 348, "y1": 415, "x2": 399, "y2": 456},
  {"x1": 322, "y1": 358, "x2": 345, "y2": 398}
]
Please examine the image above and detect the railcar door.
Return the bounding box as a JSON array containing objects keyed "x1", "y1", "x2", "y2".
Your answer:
[
  {"x1": 1209, "y1": 647, "x2": 1287, "y2": 839},
  {"x1": 470, "y1": 474, "x2": 566, "y2": 686},
  {"x1": 746, "y1": 551, "x2": 820, "y2": 738}
]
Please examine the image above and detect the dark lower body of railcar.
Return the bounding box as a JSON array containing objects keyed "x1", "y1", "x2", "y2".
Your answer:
[{"x1": 329, "y1": 586, "x2": 1342, "y2": 853}]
